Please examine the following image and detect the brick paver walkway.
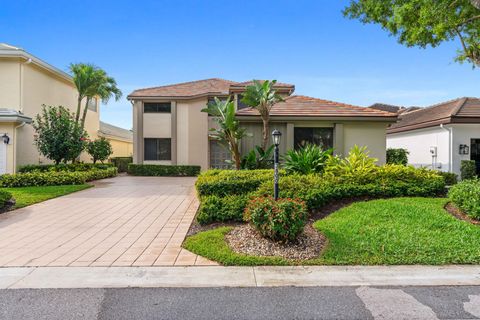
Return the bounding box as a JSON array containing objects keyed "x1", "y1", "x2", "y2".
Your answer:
[{"x1": 0, "y1": 176, "x2": 217, "y2": 267}]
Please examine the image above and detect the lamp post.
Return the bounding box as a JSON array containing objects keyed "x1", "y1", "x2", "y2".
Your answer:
[{"x1": 272, "y1": 129, "x2": 282, "y2": 200}]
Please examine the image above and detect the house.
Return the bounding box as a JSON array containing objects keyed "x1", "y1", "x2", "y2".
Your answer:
[
  {"x1": 98, "y1": 121, "x2": 133, "y2": 158},
  {"x1": 386, "y1": 97, "x2": 480, "y2": 176},
  {"x1": 128, "y1": 78, "x2": 397, "y2": 170},
  {"x1": 0, "y1": 43, "x2": 133, "y2": 173}
]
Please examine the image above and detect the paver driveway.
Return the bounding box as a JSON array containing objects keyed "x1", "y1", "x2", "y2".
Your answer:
[{"x1": 0, "y1": 176, "x2": 217, "y2": 267}]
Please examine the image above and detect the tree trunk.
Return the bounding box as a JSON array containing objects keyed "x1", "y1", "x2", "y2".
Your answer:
[
  {"x1": 261, "y1": 116, "x2": 270, "y2": 150},
  {"x1": 75, "y1": 96, "x2": 82, "y2": 123},
  {"x1": 233, "y1": 145, "x2": 241, "y2": 170},
  {"x1": 80, "y1": 97, "x2": 90, "y2": 130}
]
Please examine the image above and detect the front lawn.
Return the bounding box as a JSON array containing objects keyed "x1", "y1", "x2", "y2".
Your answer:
[
  {"x1": 184, "y1": 197, "x2": 480, "y2": 265},
  {"x1": 2, "y1": 184, "x2": 91, "y2": 209}
]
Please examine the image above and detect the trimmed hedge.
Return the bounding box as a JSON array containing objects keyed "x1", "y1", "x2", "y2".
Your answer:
[
  {"x1": 195, "y1": 165, "x2": 446, "y2": 224},
  {"x1": 436, "y1": 171, "x2": 458, "y2": 185},
  {"x1": 128, "y1": 164, "x2": 200, "y2": 177},
  {"x1": 0, "y1": 190, "x2": 13, "y2": 210},
  {"x1": 110, "y1": 157, "x2": 132, "y2": 173},
  {"x1": 19, "y1": 163, "x2": 114, "y2": 173},
  {"x1": 448, "y1": 179, "x2": 480, "y2": 219},
  {"x1": 461, "y1": 160, "x2": 477, "y2": 180},
  {"x1": 0, "y1": 167, "x2": 117, "y2": 187}
]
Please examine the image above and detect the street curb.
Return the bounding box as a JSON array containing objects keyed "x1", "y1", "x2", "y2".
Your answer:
[{"x1": 1, "y1": 265, "x2": 480, "y2": 289}]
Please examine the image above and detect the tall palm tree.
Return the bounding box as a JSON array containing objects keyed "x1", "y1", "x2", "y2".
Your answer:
[
  {"x1": 69, "y1": 63, "x2": 97, "y2": 123},
  {"x1": 80, "y1": 70, "x2": 122, "y2": 129},
  {"x1": 241, "y1": 80, "x2": 283, "y2": 150}
]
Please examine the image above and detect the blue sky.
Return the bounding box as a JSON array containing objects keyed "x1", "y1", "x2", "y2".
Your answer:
[{"x1": 1, "y1": 0, "x2": 479, "y2": 129}]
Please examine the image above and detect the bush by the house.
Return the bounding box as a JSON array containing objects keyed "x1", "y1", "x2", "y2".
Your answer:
[
  {"x1": 196, "y1": 194, "x2": 249, "y2": 225},
  {"x1": 244, "y1": 196, "x2": 307, "y2": 242},
  {"x1": 86, "y1": 137, "x2": 113, "y2": 164},
  {"x1": 448, "y1": 179, "x2": 480, "y2": 219},
  {"x1": 19, "y1": 163, "x2": 114, "y2": 173},
  {"x1": 386, "y1": 148, "x2": 409, "y2": 165},
  {"x1": 461, "y1": 160, "x2": 477, "y2": 180},
  {"x1": 127, "y1": 164, "x2": 200, "y2": 177},
  {"x1": 0, "y1": 167, "x2": 117, "y2": 187},
  {"x1": 110, "y1": 157, "x2": 133, "y2": 173},
  {"x1": 436, "y1": 171, "x2": 458, "y2": 185},
  {"x1": 324, "y1": 145, "x2": 378, "y2": 183},
  {"x1": 0, "y1": 190, "x2": 13, "y2": 210},
  {"x1": 283, "y1": 144, "x2": 332, "y2": 175}
]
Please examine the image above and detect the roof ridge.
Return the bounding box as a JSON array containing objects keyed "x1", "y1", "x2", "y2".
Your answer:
[
  {"x1": 133, "y1": 78, "x2": 237, "y2": 93},
  {"x1": 451, "y1": 97, "x2": 469, "y2": 116},
  {"x1": 289, "y1": 95, "x2": 395, "y2": 115}
]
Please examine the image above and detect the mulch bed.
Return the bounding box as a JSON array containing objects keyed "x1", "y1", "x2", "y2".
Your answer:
[
  {"x1": 444, "y1": 202, "x2": 480, "y2": 225},
  {"x1": 225, "y1": 224, "x2": 326, "y2": 260}
]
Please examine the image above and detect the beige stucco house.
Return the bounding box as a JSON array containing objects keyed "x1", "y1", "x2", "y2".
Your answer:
[
  {"x1": 128, "y1": 79, "x2": 397, "y2": 170},
  {"x1": 0, "y1": 43, "x2": 133, "y2": 173}
]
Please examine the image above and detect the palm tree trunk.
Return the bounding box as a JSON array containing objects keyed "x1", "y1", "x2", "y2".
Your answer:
[
  {"x1": 262, "y1": 116, "x2": 270, "y2": 150},
  {"x1": 233, "y1": 145, "x2": 241, "y2": 170},
  {"x1": 80, "y1": 97, "x2": 90, "y2": 130},
  {"x1": 75, "y1": 96, "x2": 82, "y2": 123}
]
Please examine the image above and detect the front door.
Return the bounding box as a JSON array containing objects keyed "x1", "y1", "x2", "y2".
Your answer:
[{"x1": 470, "y1": 139, "x2": 480, "y2": 174}]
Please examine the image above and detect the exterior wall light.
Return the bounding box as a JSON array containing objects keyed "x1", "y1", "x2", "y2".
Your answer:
[
  {"x1": 2, "y1": 133, "x2": 10, "y2": 145},
  {"x1": 272, "y1": 129, "x2": 282, "y2": 200},
  {"x1": 459, "y1": 144, "x2": 469, "y2": 155}
]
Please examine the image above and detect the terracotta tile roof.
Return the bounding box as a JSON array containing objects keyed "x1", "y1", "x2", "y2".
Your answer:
[
  {"x1": 387, "y1": 97, "x2": 480, "y2": 133},
  {"x1": 229, "y1": 80, "x2": 295, "y2": 91},
  {"x1": 236, "y1": 95, "x2": 397, "y2": 118},
  {"x1": 127, "y1": 78, "x2": 237, "y2": 99}
]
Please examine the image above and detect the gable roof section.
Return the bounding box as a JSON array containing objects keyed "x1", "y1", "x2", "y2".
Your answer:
[
  {"x1": 127, "y1": 78, "x2": 237, "y2": 99},
  {"x1": 387, "y1": 97, "x2": 480, "y2": 134},
  {"x1": 236, "y1": 95, "x2": 397, "y2": 119},
  {"x1": 98, "y1": 121, "x2": 133, "y2": 141}
]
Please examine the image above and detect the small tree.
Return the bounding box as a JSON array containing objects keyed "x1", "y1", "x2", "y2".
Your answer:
[
  {"x1": 201, "y1": 97, "x2": 249, "y2": 170},
  {"x1": 33, "y1": 105, "x2": 88, "y2": 164},
  {"x1": 386, "y1": 148, "x2": 409, "y2": 165},
  {"x1": 241, "y1": 80, "x2": 283, "y2": 150},
  {"x1": 87, "y1": 137, "x2": 113, "y2": 163}
]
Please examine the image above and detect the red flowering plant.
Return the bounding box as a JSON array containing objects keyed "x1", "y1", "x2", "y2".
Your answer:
[{"x1": 244, "y1": 196, "x2": 308, "y2": 243}]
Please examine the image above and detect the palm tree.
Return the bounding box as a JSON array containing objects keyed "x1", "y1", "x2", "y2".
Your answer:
[
  {"x1": 201, "y1": 97, "x2": 249, "y2": 170},
  {"x1": 69, "y1": 63, "x2": 97, "y2": 123},
  {"x1": 241, "y1": 80, "x2": 283, "y2": 150}
]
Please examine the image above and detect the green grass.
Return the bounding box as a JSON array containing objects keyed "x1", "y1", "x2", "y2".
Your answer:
[
  {"x1": 184, "y1": 197, "x2": 480, "y2": 266},
  {"x1": 1, "y1": 184, "x2": 91, "y2": 209}
]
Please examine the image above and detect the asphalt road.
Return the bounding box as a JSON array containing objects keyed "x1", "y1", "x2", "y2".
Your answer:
[{"x1": 1, "y1": 286, "x2": 480, "y2": 320}]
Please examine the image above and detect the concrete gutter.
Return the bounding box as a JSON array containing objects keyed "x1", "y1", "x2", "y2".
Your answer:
[{"x1": 1, "y1": 265, "x2": 480, "y2": 289}]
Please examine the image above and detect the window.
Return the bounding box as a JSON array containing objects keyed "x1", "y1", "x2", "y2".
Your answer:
[
  {"x1": 209, "y1": 140, "x2": 231, "y2": 169},
  {"x1": 237, "y1": 94, "x2": 249, "y2": 110},
  {"x1": 294, "y1": 127, "x2": 333, "y2": 150},
  {"x1": 207, "y1": 96, "x2": 229, "y2": 105},
  {"x1": 144, "y1": 138, "x2": 171, "y2": 161},
  {"x1": 87, "y1": 98, "x2": 98, "y2": 112},
  {"x1": 144, "y1": 102, "x2": 171, "y2": 113}
]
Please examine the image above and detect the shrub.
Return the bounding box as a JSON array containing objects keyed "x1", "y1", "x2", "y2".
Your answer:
[
  {"x1": 386, "y1": 148, "x2": 409, "y2": 165},
  {"x1": 110, "y1": 157, "x2": 133, "y2": 173},
  {"x1": 0, "y1": 190, "x2": 13, "y2": 209},
  {"x1": 241, "y1": 145, "x2": 274, "y2": 170},
  {"x1": 244, "y1": 196, "x2": 308, "y2": 242},
  {"x1": 449, "y1": 179, "x2": 480, "y2": 219},
  {"x1": 197, "y1": 195, "x2": 249, "y2": 225},
  {"x1": 324, "y1": 145, "x2": 377, "y2": 183},
  {"x1": 86, "y1": 137, "x2": 113, "y2": 163},
  {"x1": 195, "y1": 169, "x2": 278, "y2": 197},
  {"x1": 127, "y1": 164, "x2": 200, "y2": 177},
  {"x1": 461, "y1": 160, "x2": 477, "y2": 180},
  {"x1": 436, "y1": 171, "x2": 458, "y2": 185},
  {"x1": 18, "y1": 163, "x2": 114, "y2": 173},
  {"x1": 283, "y1": 144, "x2": 332, "y2": 175},
  {"x1": 0, "y1": 167, "x2": 117, "y2": 187}
]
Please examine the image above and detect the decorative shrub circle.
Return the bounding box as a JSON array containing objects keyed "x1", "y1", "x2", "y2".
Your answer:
[{"x1": 244, "y1": 196, "x2": 308, "y2": 243}]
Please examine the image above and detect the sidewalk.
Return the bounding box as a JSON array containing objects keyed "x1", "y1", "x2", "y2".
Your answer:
[{"x1": 1, "y1": 265, "x2": 480, "y2": 289}]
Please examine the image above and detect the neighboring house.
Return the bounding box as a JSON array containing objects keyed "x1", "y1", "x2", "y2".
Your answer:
[
  {"x1": 128, "y1": 78, "x2": 397, "y2": 170},
  {"x1": 98, "y1": 121, "x2": 133, "y2": 158},
  {"x1": 0, "y1": 43, "x2": 133, "y2": 173},
  {"x1": 386, "y1": 97, "x2": 480, "y2": 176}
]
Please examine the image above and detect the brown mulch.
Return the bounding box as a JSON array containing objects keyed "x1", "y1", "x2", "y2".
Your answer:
[
  {"x1": 444, "y1": 202, "x2": 480, "y2": 225},
  {"x1": 225, "y1": 224, "x2": 326, "y2": 260}
]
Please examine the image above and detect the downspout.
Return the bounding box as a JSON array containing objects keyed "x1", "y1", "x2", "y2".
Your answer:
[{"x1": 440, "y1": 124, "x2": 453, "y2": 173}]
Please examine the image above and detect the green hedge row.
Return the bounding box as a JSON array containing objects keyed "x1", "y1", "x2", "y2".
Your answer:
[
  {"x1": 448, "y1": 179, "x2": 480, "y2": 219},
  {"x1": 195, "y1": 165, "x2": 446, "y2": 225},
  {"x1": 127, "y1": 164, "x2": 201, "y2": 176},
  {"x1": 0, "y1": 190, "x2": 13, "y2": 210},
  {"x1": 110, "y1": 157, "x2": 133, "y2": 173},
  {"x1": 0, "y1": 167, "x2": 118, "y2": 187},
  {"x1": 19, "y1": 163, "x2": 114, "y2": 173}
]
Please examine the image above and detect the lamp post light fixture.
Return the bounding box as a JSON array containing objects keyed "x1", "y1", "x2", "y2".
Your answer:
[{"x1": 272, "y1": 129, "x2": 282, "y2": 200}]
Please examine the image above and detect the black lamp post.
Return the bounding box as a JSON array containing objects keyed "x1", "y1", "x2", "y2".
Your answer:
[{"x1": 272, "y1": 129, "x2": 282, "y2": 200}]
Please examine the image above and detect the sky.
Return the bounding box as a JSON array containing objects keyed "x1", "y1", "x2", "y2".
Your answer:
[{"x1": 1, "y1": 0, "x2": 479, "y2": 129}]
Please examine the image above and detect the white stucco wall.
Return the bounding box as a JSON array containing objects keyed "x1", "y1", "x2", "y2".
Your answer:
[{"x1": 387, "y1": 126, "x2": 450, "y2": 172}]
